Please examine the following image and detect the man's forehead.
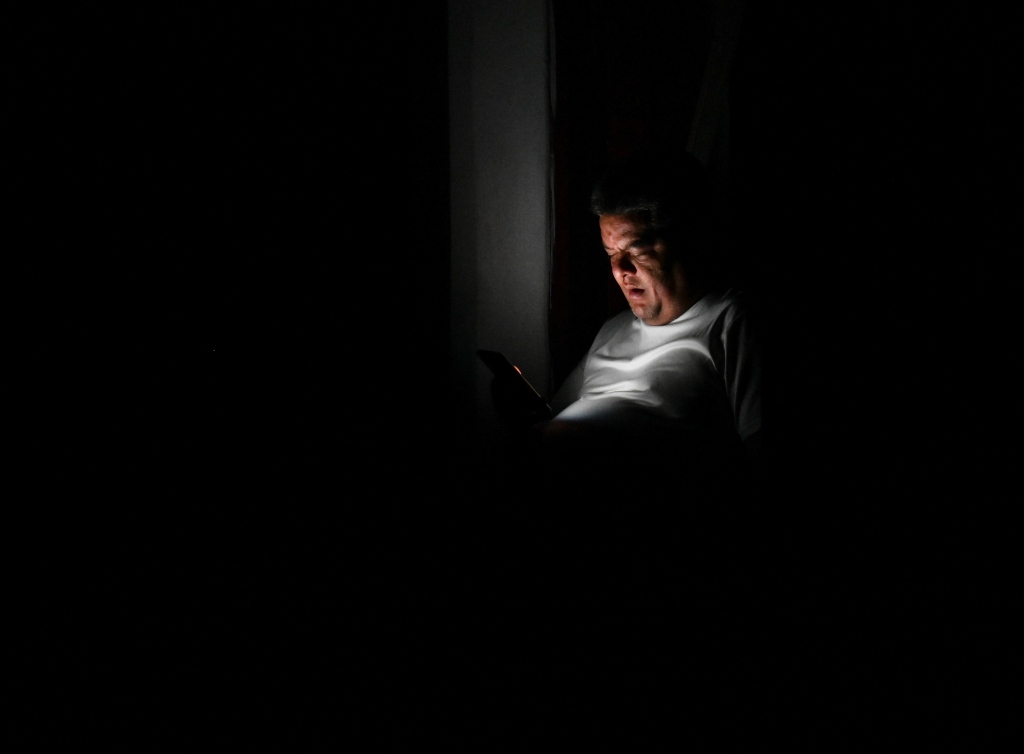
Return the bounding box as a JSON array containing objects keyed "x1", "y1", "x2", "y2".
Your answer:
[
  {"x1": 600, "y1": 212, "x2": 651, "y2": 234},
  {"x1": 601, "y1": 214, "x2": 656, "y2": 247}
]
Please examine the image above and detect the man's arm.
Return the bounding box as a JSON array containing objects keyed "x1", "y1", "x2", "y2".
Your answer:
[
  {"x1": 548, "y1": 358, "x2": 586, "y2": 417},
  {"x1": 719, "y1": 300, "x2": 762, "y2": 464}
]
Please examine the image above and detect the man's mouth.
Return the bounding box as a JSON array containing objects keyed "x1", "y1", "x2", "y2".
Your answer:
[{"x1": 626, "y1": 286, "x2": 645, "y2": 299}]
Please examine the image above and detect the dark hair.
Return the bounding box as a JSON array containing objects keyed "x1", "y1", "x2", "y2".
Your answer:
[{"x1": 590, "y1": 149, "x2": 717, "y2": 256}]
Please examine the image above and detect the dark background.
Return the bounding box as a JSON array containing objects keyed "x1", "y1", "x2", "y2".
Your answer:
[
  {"x1": 542, "y1": 6, "x2": 1009, "y2": 744},
  {"x1": 33, "y1": 1, "x2": 1008, "y2": 746}
]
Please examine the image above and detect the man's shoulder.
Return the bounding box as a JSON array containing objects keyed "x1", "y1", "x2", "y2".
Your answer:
[
  {"x1": 709, "y1": 286, "x2": 761, "y2": 323},
  {"x1": 711, "y1": 285, "x2": 746, "y2": 307}
]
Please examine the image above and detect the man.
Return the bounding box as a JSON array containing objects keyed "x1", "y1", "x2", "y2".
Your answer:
[
  {"x1": 478, "y1": 150, "x2": 765, "y2": 727},
  {"x1": 502, "y1": 149, "x2": 761, "y2": 495}
]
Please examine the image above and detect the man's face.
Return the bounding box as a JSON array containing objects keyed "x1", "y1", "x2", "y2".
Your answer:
[{"x1": 600, "y1": 212, "x2": 688, "y2": 326}]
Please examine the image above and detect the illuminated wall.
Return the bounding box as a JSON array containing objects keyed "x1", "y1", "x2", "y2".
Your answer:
[{"x1": 448, "y1": 0, "x2": 553, "y2": 448}]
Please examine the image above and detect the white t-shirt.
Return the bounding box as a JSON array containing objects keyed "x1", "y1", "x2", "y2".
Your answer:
[{"x1": 549, "y1": 287, "x2": 761, "y2": 448}]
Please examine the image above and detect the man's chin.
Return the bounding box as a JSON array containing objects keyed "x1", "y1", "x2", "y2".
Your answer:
[
  {"x1": 630, "y1": 302, "x2": 655, "y2": 321},
  {"x1": 633, "y1": 306, "x2": 674, "y2": 325}
]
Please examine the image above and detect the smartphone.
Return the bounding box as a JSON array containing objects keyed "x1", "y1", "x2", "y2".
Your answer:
[{"x1": 477, "y1": 349, "x2": 553, "y2": 423}]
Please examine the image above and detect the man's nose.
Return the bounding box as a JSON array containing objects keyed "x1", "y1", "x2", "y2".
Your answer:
[{"x1": 612, "y1": 257, "x2": 636, "y2": 275}]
